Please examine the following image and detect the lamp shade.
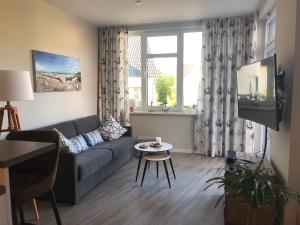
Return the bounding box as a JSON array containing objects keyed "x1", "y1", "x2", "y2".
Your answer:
[{"x1": 0, "y1": 70, "x2": 34, "y2": 101}]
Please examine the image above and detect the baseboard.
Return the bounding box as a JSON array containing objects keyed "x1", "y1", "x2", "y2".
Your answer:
[{"x1": 173, "y1": 148, "x2": 193, "y2": 154}]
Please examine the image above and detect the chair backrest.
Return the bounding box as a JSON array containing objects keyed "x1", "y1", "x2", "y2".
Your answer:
[{"x1": 6, "y1": 130, "x2": 60, "y2": 188}]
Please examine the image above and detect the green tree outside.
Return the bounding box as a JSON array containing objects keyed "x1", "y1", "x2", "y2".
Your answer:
[{"x1": 155, "y1": 74, "x2": 176, "y2": 106}]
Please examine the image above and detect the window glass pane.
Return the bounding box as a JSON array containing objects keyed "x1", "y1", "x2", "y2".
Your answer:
[
  {"x1": 266, "y1": 17, "x2": 276, "y2": 44},
  {"x1": 147, "y1": 57, "x2": 177, "y2": 107},
  {"x1": 183, "y1": 32, "x2": 202, "y2": 107},
  {"x1": 147, "y1": 36, "x2": 177, "y2": 54},
  {"x1": 128, "y1": 36, "x2": 142, "y2": 108}
]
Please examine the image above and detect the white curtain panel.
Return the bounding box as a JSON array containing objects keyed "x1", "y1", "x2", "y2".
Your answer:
[
  {"x1": 98, "y1": 26, "x2": 130, "y2": 125},
  {"x1": 194, "y1": 15, "x2": 258, "y2": 157}
]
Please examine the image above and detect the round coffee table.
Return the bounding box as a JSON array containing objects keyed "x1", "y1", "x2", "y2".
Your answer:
[{"x1": 134, "y1": 142, "x2": 176, "y2": 183}]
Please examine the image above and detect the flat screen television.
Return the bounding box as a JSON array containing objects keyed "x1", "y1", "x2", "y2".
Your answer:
[{"x1": 237, "y1": 54, "x2": 279, "y2": 131}]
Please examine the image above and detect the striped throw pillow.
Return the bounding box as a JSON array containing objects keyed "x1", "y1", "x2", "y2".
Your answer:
[
  {"x1": 82, "y1": 130, "x2": 104, "y2": 147},
  {"x1": 53, "y1": 129, "x2": 89, "y2": 153}
]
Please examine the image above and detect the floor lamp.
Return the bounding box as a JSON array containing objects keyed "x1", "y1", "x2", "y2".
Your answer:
[
  {"x1": 0, "y1": 70, "x2": 34, "y2": 133},
  {"x1": 0, "y1": 70, "x2": 39, "y2": 220}
]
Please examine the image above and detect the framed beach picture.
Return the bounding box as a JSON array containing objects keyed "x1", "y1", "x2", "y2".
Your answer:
[{"x1": 32, "y1": 50, "x2": 81, "y2": 92}]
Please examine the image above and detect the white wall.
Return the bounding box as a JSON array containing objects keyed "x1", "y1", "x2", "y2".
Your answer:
[
  {"x1": 130, "y1": 113, "x2": 195, "y2": 152},
  {"x1": 0, "y1": 0, "x2": 98, "y2": 136},
  {"x1": 259, "y1": 0, "x2": 300, "y2": 223},
  {"x1": 270, "y1": 0, "x2": 297, "y2": 182},
  {"x1": 285, "y1": 0, "x2": 300, "y2": 223}
]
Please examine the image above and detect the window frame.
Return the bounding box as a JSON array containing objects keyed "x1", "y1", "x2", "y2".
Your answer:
[
  {"x1": 263, "y1": 7, "x2": 276, "y2": 160},
  {"x1": 129, "y1": 27, "x2": 202, "y2": 112}
]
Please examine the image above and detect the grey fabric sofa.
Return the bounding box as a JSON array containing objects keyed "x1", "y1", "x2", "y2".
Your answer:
[{"x1": 39, "y1": 115, "x2": 133, "y2": 204}]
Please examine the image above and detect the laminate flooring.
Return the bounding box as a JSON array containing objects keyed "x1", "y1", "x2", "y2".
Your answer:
[{"x1": 24, "y1": 153, "x2": 225, "y2": 225}]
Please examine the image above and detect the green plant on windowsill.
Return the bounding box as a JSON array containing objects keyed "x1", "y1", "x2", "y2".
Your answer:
[{"x1": 204, "y1": 163, "x2": 300, "y2": 225}]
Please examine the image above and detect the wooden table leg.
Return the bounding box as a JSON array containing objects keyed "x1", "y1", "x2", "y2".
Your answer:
[
  {"x1": 135, "y1": 151, "x2": 143, "y2": 182},
  {"x1": 32, "y1": 199, "x2": 39, "y2": 220},
  {"x1": 0, "y1": 168, "x2": 13, "y2": 225}
]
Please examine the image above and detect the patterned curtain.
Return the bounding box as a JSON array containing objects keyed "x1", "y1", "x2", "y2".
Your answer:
[
  {"x1": 194, "y1": 15, "x2": 257, "y2": 157},
  {"x1": 98, "y1": 26, "x2": 130, "y2": 125}
]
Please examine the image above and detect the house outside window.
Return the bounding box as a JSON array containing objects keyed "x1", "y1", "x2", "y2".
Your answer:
[{"x1": 128, "y1": 28, "x2": 202, "y2": 112}]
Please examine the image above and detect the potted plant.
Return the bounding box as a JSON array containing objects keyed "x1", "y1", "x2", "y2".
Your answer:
[{"x1": 205, "y1": 163, "x2": 300, "y2": 225}]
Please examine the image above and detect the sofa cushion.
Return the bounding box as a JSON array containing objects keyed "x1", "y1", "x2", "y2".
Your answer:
[
  {"x1": 40, "y1": 121, "x2": 77, "y2": 139},
  {"x1": 54, "y1": 129, "x2": 89, "y2": 153},
  {"x1": 99, "y1": 114, "x2": 127, "y2": 141},
  {"x1": 77, "y1": 149, "x2": 112, "y2": 181},
  {"x1": 94, "y1": 136, "x2": 134, "y2": 159},
  {"x1": 73, "y1": 115, "x2": 102, "y2": 135},
  {"x1": 82, "y1": 130, "x2": 104, "y2": 147}
]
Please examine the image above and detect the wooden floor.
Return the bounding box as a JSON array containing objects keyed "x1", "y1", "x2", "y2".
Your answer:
[{"x1": 24, "y1": 153, "x2": 225, "y2": 225}]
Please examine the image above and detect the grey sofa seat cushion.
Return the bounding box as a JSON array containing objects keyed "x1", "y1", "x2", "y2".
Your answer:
[
  {"x1": 73, "y1": 115, "x2": 102, "y2": 135},
  {"x1": 77, "y1": 149, "x2": 112, "y2": 181},
  {"x1": 94, "y1": 137, "x2": 134, "y2": 159},
  {"x1": 40, "y1": 121, "x2": 77, "y2": 139}
]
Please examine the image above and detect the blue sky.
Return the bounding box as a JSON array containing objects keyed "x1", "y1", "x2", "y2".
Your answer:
[{"x1": 34, "y1": 50, "x2": 80, "y2": 74}]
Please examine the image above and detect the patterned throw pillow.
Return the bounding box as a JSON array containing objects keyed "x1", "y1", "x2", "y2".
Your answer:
[
  {"x1": 53, "y1": 129, "x2": 89, "y2": 153},
  {"x1": 82, "y1": 130, "x2": 104, "y2": 147},
  {"x1": 99, "y1": 114, "x2": 127, "y2": 141}
]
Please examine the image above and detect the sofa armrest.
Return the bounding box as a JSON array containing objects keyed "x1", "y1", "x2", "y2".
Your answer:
[
  {"x1": 123, "y1": 126, "x2": 132, "y2": 137},
  {"x1": 53, "y1": 151, "x2": 78, "y2": 204}
]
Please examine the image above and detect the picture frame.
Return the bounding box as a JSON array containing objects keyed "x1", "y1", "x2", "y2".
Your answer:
[{"x1": 32, "y1": 50, "x2": 81, "y2": 92}]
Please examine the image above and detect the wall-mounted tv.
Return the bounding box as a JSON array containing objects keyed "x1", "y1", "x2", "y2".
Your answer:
[{"x1": 237, "y1": 55, "x2": 279, "y2": 131}]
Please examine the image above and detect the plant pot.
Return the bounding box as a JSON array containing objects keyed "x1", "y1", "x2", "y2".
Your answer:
[{"x1": 225, "y1": 194, "x2": 276, "y2": 225}]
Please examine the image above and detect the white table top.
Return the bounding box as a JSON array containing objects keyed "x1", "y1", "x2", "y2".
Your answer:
[{"x1": 134, "y1": 142, "x2": 173, "y2": 152}]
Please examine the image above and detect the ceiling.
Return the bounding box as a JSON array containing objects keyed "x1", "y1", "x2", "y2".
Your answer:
[{"x1": 43, "y1": 0, "x2": 260, "y2": 26}]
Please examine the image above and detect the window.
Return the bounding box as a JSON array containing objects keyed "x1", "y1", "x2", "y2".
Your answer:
[
  {"x1": 265, "y1": 9, "x2": 276, "y2": 57},
  {"x1": 146, "y1": 35, "x2": 178, "y2": 107},
  {"x1": 128, "y1": 29, "x2": 202, "y2": 112},
  {"x1": 183, "y1": 32, "x2": 202, "y2": 108},
  {"x1": 128, "y1": 36, "x2": 142, "y2": 108}
]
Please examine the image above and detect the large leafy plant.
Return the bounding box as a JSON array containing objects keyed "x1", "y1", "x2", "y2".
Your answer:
[{"x1": 205, "y1": 164, "x2": 300, "y2": 224}]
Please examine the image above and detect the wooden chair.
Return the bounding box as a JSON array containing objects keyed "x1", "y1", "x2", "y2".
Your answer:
[
  {"x1": 141, "y1": 153, "x2": 172, "y2": 188},
  {"x1": 6, "y1": 130, "x2": 62, "y2": 225}
]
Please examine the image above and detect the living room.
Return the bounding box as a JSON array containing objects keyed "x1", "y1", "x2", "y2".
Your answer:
[{"x1": 0, "y1": 0, "x2": 300, "y2": 225}]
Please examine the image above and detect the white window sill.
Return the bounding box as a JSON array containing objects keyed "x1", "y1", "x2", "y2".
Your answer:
[{"x1": 130, "y1": 111, "x2": 196, "y2": 116}]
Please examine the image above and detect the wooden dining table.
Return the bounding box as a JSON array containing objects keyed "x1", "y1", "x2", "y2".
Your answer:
[{"x1": 0, "y1": 140, "x2": 56, "y2": 225}]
